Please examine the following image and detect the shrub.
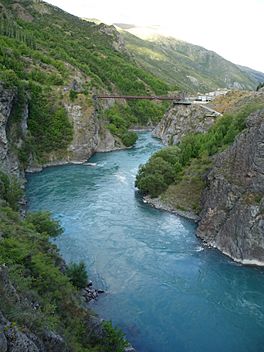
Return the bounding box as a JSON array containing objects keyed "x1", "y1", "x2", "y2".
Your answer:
[
  {"x1": 121, "y1": 131, "x2": 138, "y2": 147},
  {"x1": 66, "y1": 261, "x2": 88, "y2": 289},
  {"x1": 100, "y1": 321, "x2": 129, "y2": 352},
  {"x1": 136, "y1": 156, "x2": 175, "y2": 197},
  {"x1": 0, "y1": 69, "x2": 19, "y2": 88},
  {"x1": 0, "y1": 171, "x2": 23, "y2": 210},
  {"x1": 25, "y1": 211, "x2": 63, "y2": 237},
  {"x1": 69, "y1": 89, "x2": 78, "y2": 101},
  {"x1": 136, "y1": 173, "x2": 167, "y2": 198},
  {"x1": 28, "y1": 85, "x2": 73, "y2": 158}
]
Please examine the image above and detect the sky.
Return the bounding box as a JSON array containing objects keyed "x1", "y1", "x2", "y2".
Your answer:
[{"x1": 45, "y1": 0, "x2": 264, "y2": 73}]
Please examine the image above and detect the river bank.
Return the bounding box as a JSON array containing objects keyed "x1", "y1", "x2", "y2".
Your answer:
[{"x1": 143, "y1": 195, "x2": 200, "y2": 222}]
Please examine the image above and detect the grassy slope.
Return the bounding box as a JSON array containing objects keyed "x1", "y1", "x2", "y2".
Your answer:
[
  {"x1": 119, "y1": 29, "x2": 259, "y2": 93},
  {"x1": 211, "y1": 90, "x2": 264, "y2": 114}
]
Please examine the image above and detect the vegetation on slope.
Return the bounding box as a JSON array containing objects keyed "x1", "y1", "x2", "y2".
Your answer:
[
  {"x1": 136, "y1": 103, "x2": 264, "y2": 211},
  {"x1": 0, "y1": 0, "x2": 170, "y2": 162},
  {"x1": 118, "y1": 27, "x2": 259, "y2": 92},
  {"x1": 0, "y1": 172, "x2": 128, "y2": 351},
  {"x1": 104, "y1": 101, "x2": 168, "y2": 146}
]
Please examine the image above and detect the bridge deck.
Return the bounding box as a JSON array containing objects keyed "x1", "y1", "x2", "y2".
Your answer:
[{"x1": 95, "y1": 95, "x2": 182, "y2": 101}]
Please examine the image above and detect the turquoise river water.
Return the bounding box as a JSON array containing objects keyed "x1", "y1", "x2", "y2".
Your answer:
[{"x1": 26, "y1": 132, "x2": 264, "y2": 352}]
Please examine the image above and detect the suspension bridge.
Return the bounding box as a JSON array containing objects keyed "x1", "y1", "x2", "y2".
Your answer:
[{"x1": 93, "y1": 95, "x2": 192, "y2": 105}]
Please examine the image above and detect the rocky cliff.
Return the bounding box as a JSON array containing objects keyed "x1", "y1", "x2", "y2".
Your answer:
[
  {"x1": 0, "y1": 84, "x2": 24, "y2": 177},
  {"x1": 32, "y1": 98, "x2": 124, "y2": 170},
  {"x1": 153, "y1": 103, "x2": 219, "y2": 145},
  {"x1": 197, "y1": 109, "x2": 264, "y2": 265},
  {"x1": 0, "y1": 82, "x2": 124, "y2": 175}
]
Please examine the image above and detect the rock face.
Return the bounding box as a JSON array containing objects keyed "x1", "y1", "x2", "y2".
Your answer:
[
  {"x1": 38, "y1": 101, "x2": 124, "y2": 167},
  {"x1": 0, "y1": 83, "x2": 124, "y2": 174},
  {"x1": 153, "y1": 104, "x2": 219, "y2": 145},
  {"x1": 0, "y1": 309, "x2": 70, "y2": 352},
  {"x1": 0, "y1": 84, "x2": 23, "y2": 177},
  {"x1": 197, "y1": 109, "x2": 264, "y2": 265},
  {"x1": 64, "y1": 103, "x2": 99, "y2": 161}
]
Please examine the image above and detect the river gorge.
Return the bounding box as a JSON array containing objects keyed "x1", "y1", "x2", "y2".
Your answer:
[{"x1": 26, "y1": 132, "x2": 264, "y2": 352}]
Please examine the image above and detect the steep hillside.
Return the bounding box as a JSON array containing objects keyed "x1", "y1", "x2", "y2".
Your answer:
[
  {"x1": 115, "y1": 24, "x2": 261, "y2": 92},
  {"x1": 197, "y1": 109, "x2": 264, "y2": 265},
  {"x1": 153, "y1": 90, "x2": 264, "y2": 147},
  {"x1": 0, "y1": 0, "x2": 169, "y2": 172},
  {"x1": 0, "y1": 171, "x2": 131, "y2": 351},
  {"x1": 136, "y1": 92, "x2": 264, "y2": 263}
]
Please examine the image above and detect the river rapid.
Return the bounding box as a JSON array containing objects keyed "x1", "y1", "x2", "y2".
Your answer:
[{"x1": 26, "y1": 132, "x2": 264, "y2": 352}]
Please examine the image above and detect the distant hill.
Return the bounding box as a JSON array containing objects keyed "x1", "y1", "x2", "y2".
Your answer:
[
  {"x1": 238, "y1": 65, "x2": 264, "y2": 84},
  {"x1": 114, "y1": 24, "x2": 263, "y2": 93}
]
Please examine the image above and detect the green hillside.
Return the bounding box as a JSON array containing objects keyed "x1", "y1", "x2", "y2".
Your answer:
[
  {"x1": 0, "y1": 0, "x2": 170, "y2": 163},
  {"x1": 116, "y1": 24, "x2": 261, "y2": 93}
]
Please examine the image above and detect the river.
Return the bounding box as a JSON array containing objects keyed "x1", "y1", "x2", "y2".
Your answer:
[{"x1": 26, "y1": 132, "x2": 264, "y2": 352}]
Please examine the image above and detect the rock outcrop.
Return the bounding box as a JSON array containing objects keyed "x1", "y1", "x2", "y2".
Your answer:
[
  {"x1": 0, "y1": 84, "x2": 24, "y2": 177},
  {"x1": 197, "y1": 109, "x2": 264, "y2": 265},
  {"x1": 0, "y1": 83, "x2": 124, "y2": 174},
  {"x1": 65, "y1": 95, "x2": 124, "y2": 158},
  {"x1": 0, "y1": 309, "x2": 70, "y2": 352},
  {"x1": 153, "y1": 103, "x2": 219, "y2": 145}
]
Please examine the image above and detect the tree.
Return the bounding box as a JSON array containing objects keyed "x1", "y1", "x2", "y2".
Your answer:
[
  {"x1": 66, "y1": 261, "x2": 88, "y2": 289},
  {"x1": 25, "y1": 211, "x2": 63, "y2": 237}
]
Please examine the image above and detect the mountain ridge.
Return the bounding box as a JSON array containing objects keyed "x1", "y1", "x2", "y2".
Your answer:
[{"x1": 112, "y1": 23, "x2": 263, "y2": 92}]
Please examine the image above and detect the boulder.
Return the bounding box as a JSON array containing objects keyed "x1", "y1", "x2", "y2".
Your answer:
[
  {"x1": 5, "y1": 327, "x2": 39, "y2": 352},
  {"x1": 42, "y1": 330, "x2": 69, "y2": 352}
]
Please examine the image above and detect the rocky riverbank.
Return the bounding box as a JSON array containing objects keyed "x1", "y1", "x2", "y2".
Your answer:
[
  {"x1": 144, "y1": 195, "x2": 200, "y2": 222},
  {"x1": 81, "y1": 280, "x2": 105, "y2": 303}
]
